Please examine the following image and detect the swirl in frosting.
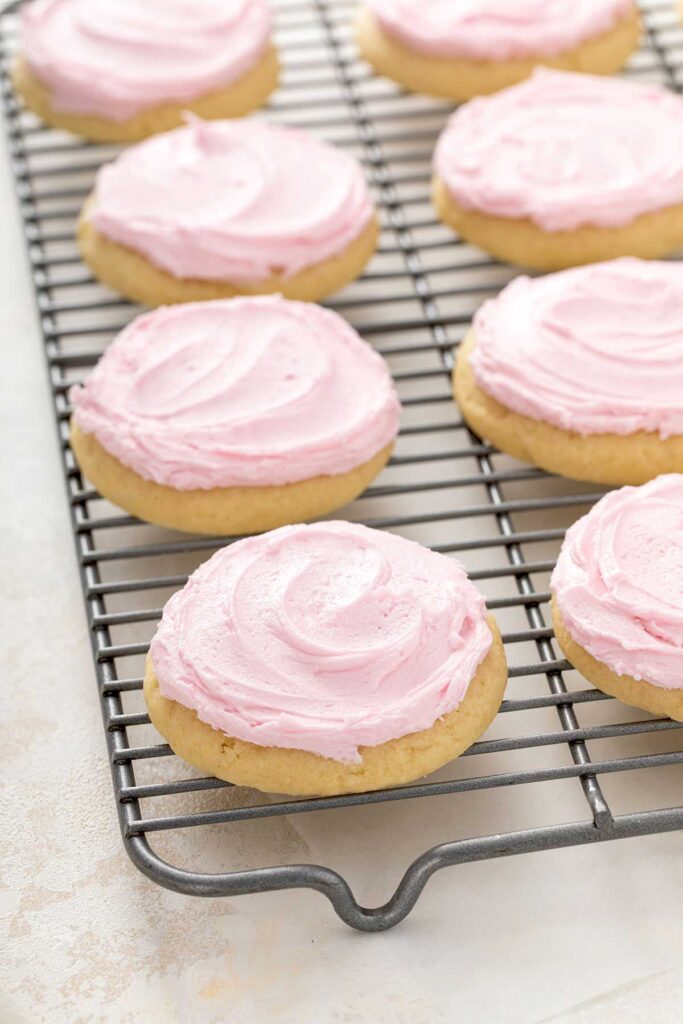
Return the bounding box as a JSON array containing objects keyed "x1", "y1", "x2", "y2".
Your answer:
[
  {"x1": 433, "y1": 69, "x2": 683, "y2": 232},
  {"x1": 70, "y1": 297, "x2": 400, "y2": 490},
  {"x1": 368, "y1": 0, "x2": 633, "y2": 62},
  {"x1": 19, "y1": 0, "x2": 272, "y2": 122},
  {"x1": 470, "y1": 259, "x2": 683, "y2": 439},
  {"x1": 88, "y1": 118, "x2": 375, "y2": 283},
  {"x1": 150, "y1": 521, "x2": 494, "y2": 761},
  {"x1": 552, "y1": 475, "x2": 683, "y2": 689}
]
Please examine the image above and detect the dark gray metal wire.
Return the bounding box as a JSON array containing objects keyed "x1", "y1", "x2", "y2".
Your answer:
[{"x1": 0, "y1": 0, "x2": 681, "y2": 931}]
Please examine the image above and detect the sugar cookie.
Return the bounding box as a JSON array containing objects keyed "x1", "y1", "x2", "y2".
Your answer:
[
  {"x1": 146, "y1": 521, "x2": 508, "y2": 796},
  {"x1": 551, "y1": 476, "x2": 683, "y2": 721},
  {"x1": 357, "y1": 0, "x2": 639, "y2": 101},
  {"x1": 14, "y1": 0, "x2": 278, "y2": 141},
  {"x1": 454, "y1": 260, "x2": 683, "y2": 486},
  {"x1": 433, "y1": 70, "x2": 683, "y2": 270},
  {"x1": 78, "y1": 118, "x2": 378, "y2": 305},
  {"x1": 70, "y1": 297, "x2": 399, "y2": 534}
]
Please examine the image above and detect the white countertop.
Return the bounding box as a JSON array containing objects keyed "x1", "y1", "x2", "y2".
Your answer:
[{"x1": 1, "y1": 85, "x2": 683, "y2": 1024}]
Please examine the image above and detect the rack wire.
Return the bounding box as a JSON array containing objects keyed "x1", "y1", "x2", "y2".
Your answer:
[{"x1": 1, "y1": 0, "x2": 682, "y2": 932}]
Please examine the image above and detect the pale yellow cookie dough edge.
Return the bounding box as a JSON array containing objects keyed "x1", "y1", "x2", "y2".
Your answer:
[
  {"x1": 12, "y1": 45, "x2": 280, "y2": 142},
  {"x1": 433, "y1": 178, "x2": 683, "y2": 272},
  {"x1": 356, "y1": 4, "x2": 641, "y2": 102},
  {"x1": 144, "y1": 615, "x2": 508, "y2": 796},
  {"x1": 552, "y1": 596, "x2": 683, "y2": 722},
  {"x1": 71, "y1": 420, "x2": 395, "y2": 536},
  {"x1": 454, "y1": 331, "x2": 683, "y2": 486},
  {"x1": 77, "y1": 203, "x2": 380, "y2": 306}
]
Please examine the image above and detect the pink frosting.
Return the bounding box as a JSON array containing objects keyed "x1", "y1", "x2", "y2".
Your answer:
[
  {"x1": 70, "y1": 297, "x2": 400, "y2": 490},
  {"x1": 89, "y1": 118, "x2": 374, "y2": 283},
  {"x1": 369, "y1": 0, "x2": 632, "y2": 61},
  {"x1": 434, "y1": 69, "x2": 683, "y2": 232},
  {"x1": 150, "y1": 521, "x2": 494, "y2": 762},
  {"x1": 19, "y1": 0, "x2": 272, "y2": 122},
  {"x1": 470, "y1": 259, "x2": 683, "y2": 439},
  {"x1": 552, "y1": 475, "x2": 683, "y2": 690}
]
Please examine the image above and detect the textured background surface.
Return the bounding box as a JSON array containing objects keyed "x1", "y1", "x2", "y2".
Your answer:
[{"x1": 1, "y1": 14, "x2": 683, "y2": 1021}]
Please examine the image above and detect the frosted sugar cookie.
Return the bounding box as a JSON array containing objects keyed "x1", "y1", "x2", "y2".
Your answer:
[
  {"x1": 70, "y1": 297, "x2": 399, "y2": 535},
  {"x1": 13, "y1": 0, "x2": 278, "y2": 142},
  {"x1": 78, "y1": 118, "x2": 378, "y2": 305},
  {"x1": 145, "y1": 521, "x2": 508, "y2": 795},
  {"x1": 552, "y1": 475, "x2": 683, "y2": 721},
  {"x1": 357, "y1": 0, "x2": 639, "y2": 101},
  {"x1": 433, "y1": 70, "x2": 683, "y2": 270},
  {"x1": 454, "y1": 259, "x2": 683, "y2": 486}
]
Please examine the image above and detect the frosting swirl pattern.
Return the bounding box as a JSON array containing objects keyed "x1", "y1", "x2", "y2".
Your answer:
[
  {"x1": 369, "y1": 0, "x2": 632, "y2": 62},
  {"x1": 70, "y1": 297, "x2": 400, "y2": 490},
  {"x1": 20, "y1": 0, "x2": 272, "y2": 122},
  {"x1": 552, "y1": 475, "x2": 683, "y2": 689},
  {"x1": 434, "y1": 69, "x2": 683, "y2": 232},
  {"x1": 150, "y1": 521, "x2": 494, "y2": 761},
  {"x1": 470, "y1": 259, "x2": 683, "y2": 439},
  {"x1": 89, "y1": 118, "x2": 375, "y2": 283}
]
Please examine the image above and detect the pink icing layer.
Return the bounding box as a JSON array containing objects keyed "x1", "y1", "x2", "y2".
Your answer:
[
  {"x1": 20, "y1": 0, "x2": 272, "y2": 122},
  {"x1": 69, "y1": 297, "x2": 400, "y2": 490},
  {"x1": 150, "y1": 521, "x2": 494, "y2": 762},
  {"x1": 434, "y1": 69, "x2": 683, "y2": 232},
  {"x1": 470, "y1": 259, "x2": 683, "y2": 439},
  {"x1": 552, "y1": 475, "x2": 683, "y2": 690},
  {"x1": 369, "y1": 0, "x2": 632, "y2": 62},
  {"x1": 89, "y1": 118, "x2": 374, "y2": 283}
]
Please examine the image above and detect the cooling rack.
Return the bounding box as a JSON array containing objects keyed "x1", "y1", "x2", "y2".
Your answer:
[{"x1": 1, "y1": 0, "x2": 682, "y2": 932}]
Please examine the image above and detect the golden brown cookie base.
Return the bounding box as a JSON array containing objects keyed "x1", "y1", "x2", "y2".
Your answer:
[
  {"x1": 77, "y1": 206, "x2": 379, "y2": 306},
  {"x1": 433, "y1": 178, "x2": 683, "y2": 272},
  {"x1": 356, "y1": 6, "x2": 640, "y2": 101},
  {"x1": 552, "y1": 597, "x2": 683, "y2": 722},
  {"x1": 144, "y1": 616, "x2": 507, "y2": 796},
  {"x1": 454, "y1": 331, "x2": 683, "y2": 486},
  {"x1": 71, "y1": 421, "x2": 394, "y2": 536},
  {"x1": 12, "y1": 46, "x2": 279, "y2": 142}
]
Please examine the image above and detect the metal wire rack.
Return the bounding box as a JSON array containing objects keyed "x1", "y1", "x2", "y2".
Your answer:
[{"x1": 1, "y1": 0, "x2": 682, "y2": 932}]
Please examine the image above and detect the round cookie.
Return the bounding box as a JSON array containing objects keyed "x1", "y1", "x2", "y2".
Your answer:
[
  {"x1": 454, "y1": 259, "x2": 683, "y2": 486},
  {"x1": 433, "y1": 69, "x2": 683, "y2": 270},
  {"x1": 145, "y1": 521, "x2": 508, "y2": 796},
  {"x1": 551, "y1": 475, "x2": 683, "y2": 721},
  {"x1": 69, "y1": 297, "x2": 400, "y2": 535},
  {"x1": 78, "y1": 118, "x2": 378, "y2": 306},
  {"x1": 13, "y1": 0, "x2": 278, "y2": 142},
  {"x1": 357, "y1": 0, "x2": 639, "y2": 102}
]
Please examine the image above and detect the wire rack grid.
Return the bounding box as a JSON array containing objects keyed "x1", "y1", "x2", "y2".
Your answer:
[{"x1": 1, "y1": 0, "x2": 682, "y2": 932}]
